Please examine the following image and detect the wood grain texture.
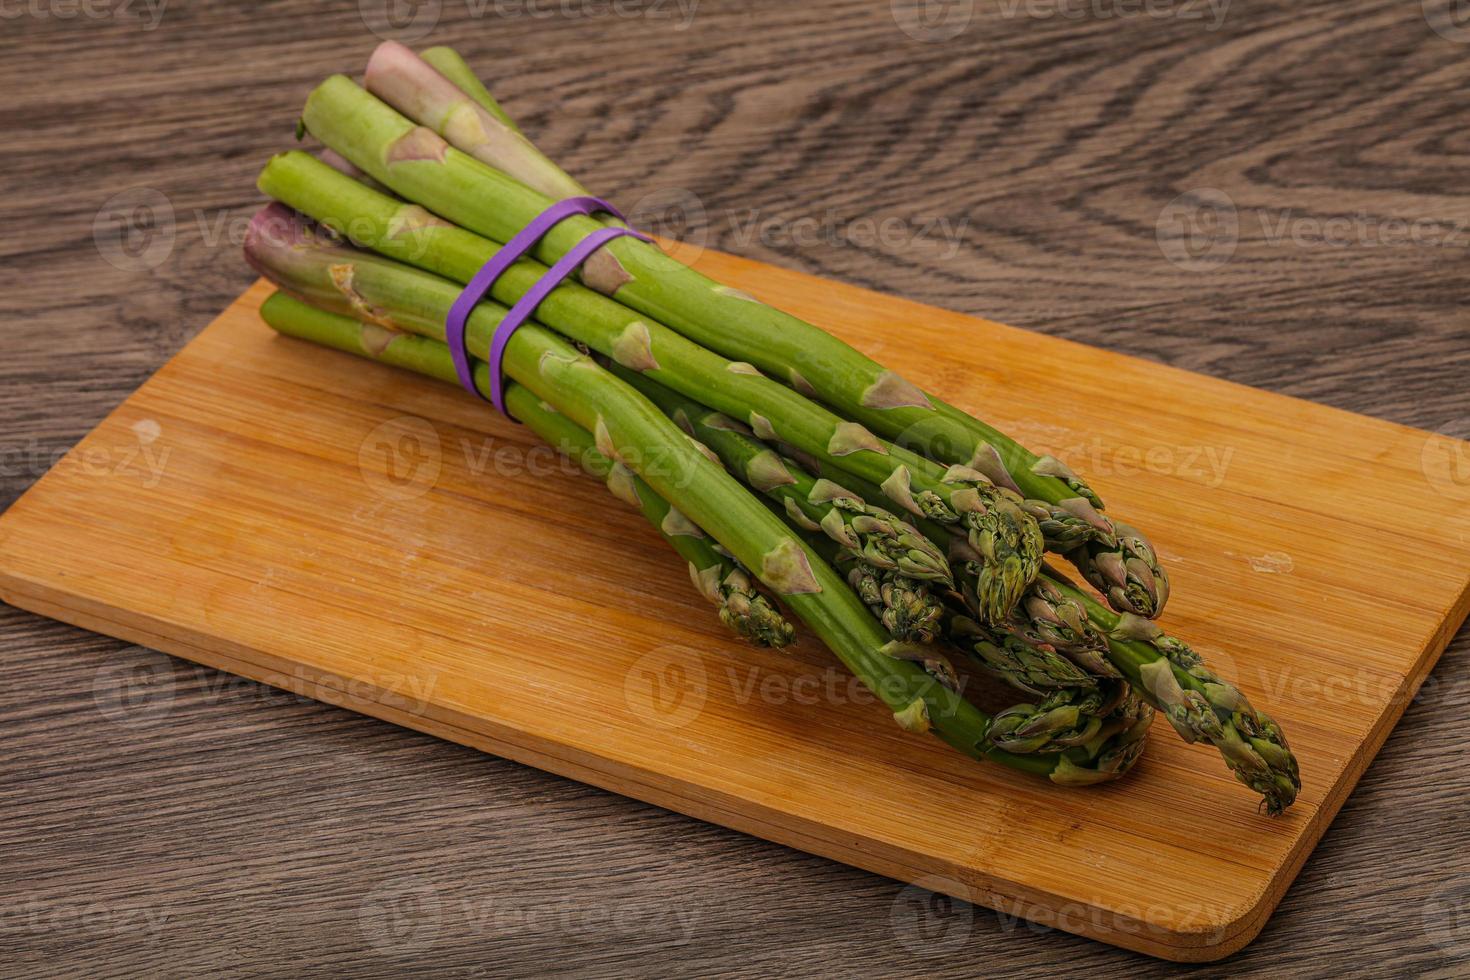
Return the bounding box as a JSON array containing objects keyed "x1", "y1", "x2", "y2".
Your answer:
[
  {"x1": 2, "y1": 0, "x2": 1470, "y2": 975},
  {"x1": 4, "y1": 254, "x2": 1470, "y2": 961}
]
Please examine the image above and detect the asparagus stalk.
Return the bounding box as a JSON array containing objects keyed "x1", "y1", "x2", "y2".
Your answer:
[
  {"x1": 527, "y1": 357, "x2": 1135, "y2": 763},
  {"x1": 615, "y1": 365, "x2": 955, "y2": 589},
  {"x1": 946, "y1": 614, "x2": 1095, "y2": 693},
  {"x1": 664, "y1": 426, "x2": 1150, "y2": 773},
  {"x1": 365, "y1": 41, "x2": 587, "y2": 202},
  {"x1": 775, "y1": 440, "x2": 1134, "y2": 680},
  {"x1": 761, "y1": 439, "x2": 1156, "y2": 769},
  {"x1": 1043, "y1": 572, "x2": 1300, "y2": 814},
  {"x1": 342, "y1": 47, "x2": 1169, "y2": 619},
  {"x1": 986, "y1": 683, "x2": 1147, "y2": 759},
  {"x1": 783, "y1": 449, "x2": 1120, "y2": 676},
  {"x1": 762, "y1": 443, "x2": 1299, "y2": 806},
  {"x1": 825, "y1": 455, "x2": 1293, "y2": 812},
  {"x1": 851, "y1": 567, "x2": 943, "y2": 646},
  {"x1": 506, "y1": 383, "x2": 796, "y2": 649},
  {"x1": 246, "y1": 217, "x2": 1146, "y2": 785},
  {"x1": 419, "y1": 46, "x2": 522, "y2": 133},
  {"x1": 955, "y1": 535, "x2": 1295, "y2": 812},
  {"x1": 616, "y1": 365, "x2": 1154, "y2": 765},
  {"x1": 778, "y1": 509, "x2": 944, "y2": 646},
  {"x1": 614, "y1": 366, "x2": 954, "y2": 643},
  {"x1": 1011, "y1": 576, "x2": 1120, "y2": 679},
  {"x1": 257, "y1": 149, "x2": 1044, "y2": 622}
]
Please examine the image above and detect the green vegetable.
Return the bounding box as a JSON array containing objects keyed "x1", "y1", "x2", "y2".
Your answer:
[
  {"x1": 605, "y1": 368, "x2": 1151, "y2": 772},
  {"x1": 1045, "y1": 572, "x2": 1300, "y2": 815},
  {"x1": 516, "y1": 396, "x2": 797, "y2": 649},
  {"x1": 348, "y1": 45, "x2": 1169, "y2": 619},
  {"x1": 754, "y1": 444, "x2": 1294, "y2": 810},
  {"x1": 240, "y1": 47, "x2": 1302, "y2": 808},
  {"x1": 258, "y1": 148, "x2": 1043, "y2": 622},
  {"x1": 419, "y1": 46, "x2": 522, "y2": 133},
  {"x1": 613, "y1": 365, "x2": 953, "y2": 644},
  {"x1": 366, "y1": 40, "x2": 586, "y2": 202},
  {"x1": 245, "y1": 206, "x2": 1146, "y2": 784}
]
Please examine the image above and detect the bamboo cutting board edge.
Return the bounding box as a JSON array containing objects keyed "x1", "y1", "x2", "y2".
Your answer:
[{"x1": 2, "y1": 270, "x2": 1468, "y2": 962}]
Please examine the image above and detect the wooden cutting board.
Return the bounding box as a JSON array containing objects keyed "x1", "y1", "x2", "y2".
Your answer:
[{"x1": 2, "y1": 259, "x2": 1467, "y2": 961}]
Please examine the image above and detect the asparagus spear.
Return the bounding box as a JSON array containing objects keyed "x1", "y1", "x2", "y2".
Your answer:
[
  {"x1": 614, "y1": 366, "x2": 954, "y2": 643},
  {"x1": 868, "y1": 469, "x2": 1295, "y2": 811},
  {"x1": 418, "y1": 46, "x2": 522, "y2": 133},
  {"x1": 539, "y1": 346, "x2": 1127, "y2": 754},
  {"x1": 946, "y1": 613, "x2": 1095, "y2": 694},
  {"x1": 246, "y1": 219, "x2": 1144, "y2": 785},
  {"x1": 1012, "y1": 576, "x2": 1120, "y2": 679},
  {"x1": 615, "y1": 368, "x2": 1155, "y2": 763},
  {"x1": 773, "y1": 439, "x2": 1151, "y2": 693},
  {"x1": 635, "y1": 454, "x2": 1146, "y2": 778},
  {"x1": 987, "y1": 682, "x2": 1144, "y2": 757},
  {"x1": 614, "y1": 364, "x2": 954, "y2": 587},
  {"x1": 936, "y1": 543, "x2": 1153, "y2": 765},
  {"x1": 345, "y1": 46, "x2": 1169, "y2": 619},
  {"x1": 843, "y1": 462, "x2": 1295, "y2": 812},
  {"x1": 364, "y1": 41, "x2": 586, "y2": 202},
  {"x1": 509, "y1": 385, "x2": 795, "y2": 649},
  {"x1": 959, "y1": 543, "x2": 1296, "y2": 812},
  {"x1": 784, "y1": 514, "x2": 945, "y2": 645},
  {"x1": 1042, "y1": 572, "x2": 1300, "y2": 814},
  {"x1": 257, "y1": 149, "x2": 1044, "y2": 622}
]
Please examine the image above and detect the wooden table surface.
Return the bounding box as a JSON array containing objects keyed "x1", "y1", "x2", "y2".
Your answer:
[{"x1": 3, "y1": 1, "x2": 1469, "y2": 975}]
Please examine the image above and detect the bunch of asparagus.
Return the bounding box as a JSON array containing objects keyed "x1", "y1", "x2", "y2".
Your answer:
[{"x1": 244, "y1": 43, "x2": 1300, "y2": 813}]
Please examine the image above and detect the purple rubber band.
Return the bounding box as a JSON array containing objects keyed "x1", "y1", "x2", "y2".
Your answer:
[
  {"x1": 444, "y1": 195, "x2": 615, "y2": 396},
  {"x1": 443, "y1": 196, "x2": 650, "y2": 415},
  {"x1": 482, "y1": 225, "x2": 652, "y2": 413}
]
